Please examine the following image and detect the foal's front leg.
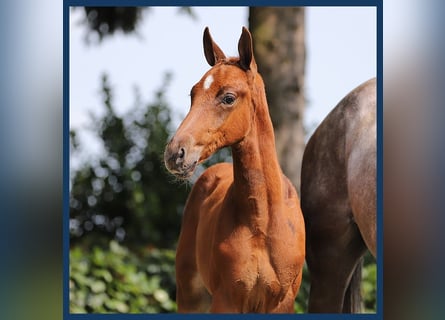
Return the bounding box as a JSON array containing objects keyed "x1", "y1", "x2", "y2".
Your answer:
[
  {"x1": 176, "y1": 227, "x2": 211, "y2": 312},
  {"x1": 210, "y1": 289, "x2": 240, "y2": 313},
  {"x1": 175, "y1": 202, "x2": 211, "y2": 312},
  {"x1": 176, "y1": 269, "x2": 211, "y2": 312}
]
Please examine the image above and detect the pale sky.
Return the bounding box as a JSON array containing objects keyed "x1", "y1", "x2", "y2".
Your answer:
[{"x1": 70, "y1": 6, "x2": 376, "y2": 160}]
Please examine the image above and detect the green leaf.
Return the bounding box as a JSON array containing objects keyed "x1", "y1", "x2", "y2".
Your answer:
[
  {"x1": 154, "y1": 289, "x2": 169, "y2": 303},
  {"x1": 92, "y1": 269, "x2": 113, "y2": 282},
  {"x1": 87, "y1": 293, "x2": 108, "y2": 309},
  {"x1": 105, "y1": 299, "x2": 129, "y2": 313},
  {"x1": 90, "y1": 280, "x2": 106, "y2": 293},
  {"x1": 110, "y1": 240, "x2": 127, "y2": 255}
]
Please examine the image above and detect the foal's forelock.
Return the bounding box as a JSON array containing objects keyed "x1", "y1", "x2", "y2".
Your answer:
[{"x1": 211, "y1": 57, "x2": 255, "y2": 75}]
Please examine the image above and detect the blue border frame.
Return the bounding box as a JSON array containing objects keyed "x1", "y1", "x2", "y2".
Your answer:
[
  {"x1": 376, "y1": 1, "x2": 383, "y2": 317},
  {"x1": 66, "y1": 1, "x2": 379, "y2": 6},
  {"x1": 63, "y1": 1, "x2": 383, "y2": 319},
  {"x1": 63, "y1": 1, "x2": 71, "y2": 319}
]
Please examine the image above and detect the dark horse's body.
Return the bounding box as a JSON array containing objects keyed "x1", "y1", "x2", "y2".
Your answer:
[{"x1": 301, "y1": 78, "x2": 376, "y2": 313}]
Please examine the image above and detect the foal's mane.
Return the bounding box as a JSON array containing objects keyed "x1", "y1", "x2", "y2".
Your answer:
[{"x1": 216, "y1": 57, "x2": 243, "y2": 69}]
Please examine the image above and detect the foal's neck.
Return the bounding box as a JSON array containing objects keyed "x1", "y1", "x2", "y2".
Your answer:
[{"x1": 231, "y1": 80, "x2": 284, "y2": 227}]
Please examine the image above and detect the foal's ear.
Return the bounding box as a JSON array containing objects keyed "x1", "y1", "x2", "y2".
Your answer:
[
  {"x1": 238, "y1": 27, "x2": 257, "y2": 72},
  {"x1": 203, "y1": 27, "x2": 226, "y2": 66}
]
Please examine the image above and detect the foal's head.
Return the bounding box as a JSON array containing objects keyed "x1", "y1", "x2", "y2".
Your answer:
[{"x1": 164, "y1": 27, "x2": 262, "y2": 179}]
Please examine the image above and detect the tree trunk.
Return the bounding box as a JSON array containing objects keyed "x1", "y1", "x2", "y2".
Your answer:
[{"x1": 249, "y1": 7, "x2": 306, "y2": 193}]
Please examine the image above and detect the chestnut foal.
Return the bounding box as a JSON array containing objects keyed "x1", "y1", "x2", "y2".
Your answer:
[{"x1": 164, "y1": 27, "x2": 305, "y2": 313}]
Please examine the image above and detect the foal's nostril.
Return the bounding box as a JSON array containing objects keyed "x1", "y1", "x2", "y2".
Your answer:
[
  {"x1": 175, "y1": 147, "x2": 186, "y2": 166},
  {"x1": 178, "y1": 148, "x2": 185, "y2": 159}
]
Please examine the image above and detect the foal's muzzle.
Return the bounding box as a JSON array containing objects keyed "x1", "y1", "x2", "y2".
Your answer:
[{"x1": 164, "y1": 137, "x2": 201, "y2": 179}]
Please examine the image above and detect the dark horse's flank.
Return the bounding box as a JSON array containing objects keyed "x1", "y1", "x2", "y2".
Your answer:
[
  {"x1": 301, "y1": 78, "x2": 376, "y2": 313},
  {"x1": 164, "y1": 27, "x2": 305, "y2": 313}
]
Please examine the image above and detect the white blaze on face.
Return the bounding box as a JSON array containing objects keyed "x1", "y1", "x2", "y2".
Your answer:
[{"x1": 203, "y1": 75, "x2": 214, "y2": 90}]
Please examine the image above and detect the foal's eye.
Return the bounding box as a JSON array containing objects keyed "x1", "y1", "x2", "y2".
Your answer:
[{"x1": 222, "y1": 93, "x2": 236, "y2": 106}]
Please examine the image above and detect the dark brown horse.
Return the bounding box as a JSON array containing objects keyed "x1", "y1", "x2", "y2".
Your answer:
[
  {"x1": 164, "y1": 27, "x2": 305, "y2": 313},
  {"x1": 301, "y1": 78, "x2": 376, "y2": 313}
]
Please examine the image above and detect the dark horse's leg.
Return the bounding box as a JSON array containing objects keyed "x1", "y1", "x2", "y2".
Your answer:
[
  {"x1": 301, "y1": 138, "x2": 367, "y2": 313},
  {"x1": 342, "y1": 256, "x2": 364, "y2": 312},
  {"x1": 304, "y1": 202, "x2": 367, "y2": 313}
]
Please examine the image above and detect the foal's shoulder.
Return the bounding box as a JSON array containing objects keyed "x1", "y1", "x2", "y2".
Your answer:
[{"x1": 193, "y1": 162, "x2": 233, "y2": 195}]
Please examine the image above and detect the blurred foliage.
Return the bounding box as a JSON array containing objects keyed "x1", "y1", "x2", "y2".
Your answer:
[
  {"x1": 83, "y1": 7, "x2": 144, "y2": 43},
  {"x1": 362, "y1": 253, "x2": 377, "y2": 312},
  {"x1": 70, "y1": 240, "x2": 176, "y2": 313},
  {"x1": 70, "y1": 73, "x2": 189, "y2": 248},
  {"x1": 78, "y1": 7, "x2": 196, "y2": 44},
  {"x1": 294, "y1": 263, "x2": 310, "y2": 313}
]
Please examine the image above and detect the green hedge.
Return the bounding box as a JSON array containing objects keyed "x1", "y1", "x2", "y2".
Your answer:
[
  {"x1": 70, "y1": 241, "x2": 176, "y2": 313},
  {"x1": 70, "y1": 240, "x2": 375, "y2": 313},
  {"x1": 362, "y1": 255, "x2": 377, "y2": 313}
]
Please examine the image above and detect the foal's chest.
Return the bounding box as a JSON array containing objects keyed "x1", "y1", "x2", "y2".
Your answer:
[{"x1": 215, "y1": 230, "x2": 294, "y2": 312}]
